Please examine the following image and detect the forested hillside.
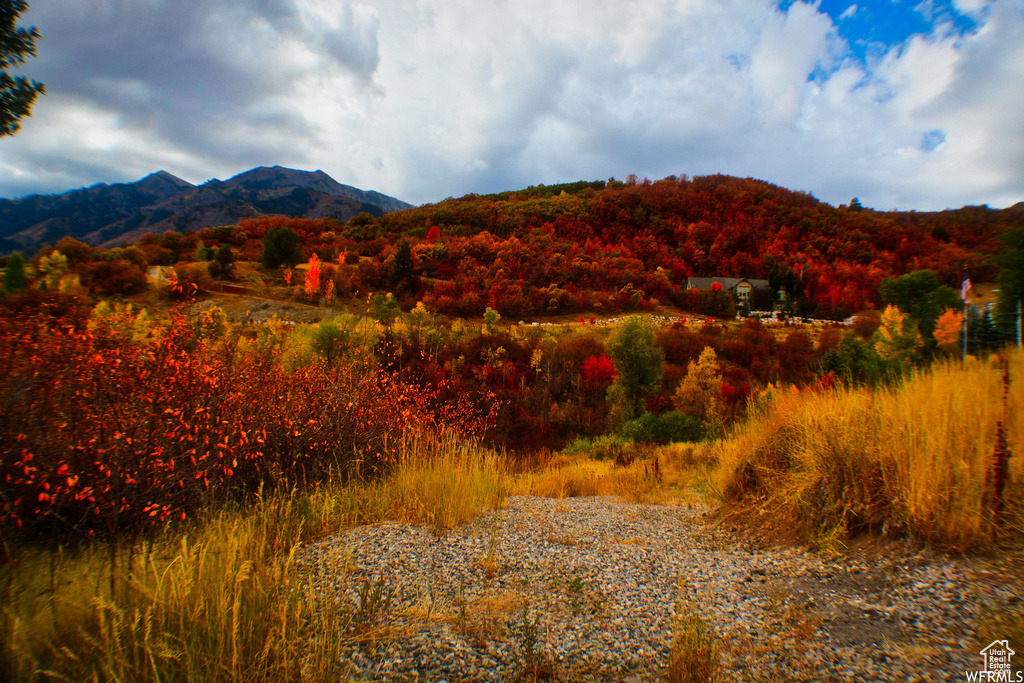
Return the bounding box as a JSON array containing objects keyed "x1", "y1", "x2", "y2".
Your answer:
[{"x1": 226, "y1": 174, "x2": 1016, "y2": 319}]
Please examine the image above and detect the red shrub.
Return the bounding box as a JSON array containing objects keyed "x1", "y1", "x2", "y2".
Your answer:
[
  {"x1": 84, "y1": 260, "x2": 148, "y2": 296},
  {"x1": 0, "y1": 306, "x2": 487, "y2": 547}
]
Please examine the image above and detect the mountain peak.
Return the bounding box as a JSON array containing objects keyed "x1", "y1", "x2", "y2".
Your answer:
[
  {"x1": 213, "y1": 167, "x2": 411, "y2": 212},
  {"x1": 0, "y1": 165, "x2": 411, "y2": 255},
  {"x1": 136, "y1": 170, "x2": 194, "y2": 193}
]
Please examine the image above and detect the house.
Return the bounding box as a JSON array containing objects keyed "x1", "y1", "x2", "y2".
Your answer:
[
  {"x1": 686, "y1": 277, "x2": 770, "y2": 305},
  {"x1": 980, "y1": 639, "x2": 1015, "y2": 673}
]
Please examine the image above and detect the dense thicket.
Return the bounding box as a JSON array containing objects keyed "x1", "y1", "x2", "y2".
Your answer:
[{"x1": 0, "y1": 299, "x2": 487, "y2": 548}]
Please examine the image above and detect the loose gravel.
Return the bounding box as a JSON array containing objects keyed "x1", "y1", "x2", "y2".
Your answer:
[{"x1": 296, "y1": 495, "x2": 1022, "y2": 682}]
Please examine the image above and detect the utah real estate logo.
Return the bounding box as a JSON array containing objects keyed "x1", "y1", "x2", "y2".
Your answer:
[{"x1": 966, "y1": 640, "x2": 1021, "y2": 682}]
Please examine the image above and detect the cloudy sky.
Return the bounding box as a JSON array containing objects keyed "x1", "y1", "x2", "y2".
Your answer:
[{"x1": 1, "y1": 0, "x2": 1022, "y2": 211}]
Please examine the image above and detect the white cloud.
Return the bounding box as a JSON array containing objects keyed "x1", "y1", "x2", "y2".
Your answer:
[
  {"x1": 1, "y1": 0, "x2": 1022, "y2": 211},
  {"x1": 839, "y1": 4, "x2": 859, "y2": 20},
  {"x1": 952, "y1": 0, "x2": 990, "y2": 17}
]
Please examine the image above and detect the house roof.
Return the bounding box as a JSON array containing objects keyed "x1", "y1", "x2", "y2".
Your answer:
[{"x1": 687, "y1": 277, "x2": 769, "y2": 290}]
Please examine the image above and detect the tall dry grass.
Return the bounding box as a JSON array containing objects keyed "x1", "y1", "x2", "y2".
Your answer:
[
  {"x1": 0, "y1": 433, "x2": 511, "y2": 682},
  {"x1": 515, "y1": 442, "x2": 708, "y2": 505},
  {"x1": 709, "y1": 351, "x2": 1023, "y2": 550},
  {"x1": 666, "y1": 591, "x2": 720, "y2": 683}
]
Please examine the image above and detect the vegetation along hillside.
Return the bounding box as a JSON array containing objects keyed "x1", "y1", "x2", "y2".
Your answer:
[{"x1": 1, "y1": 173, "x2": 1022, "y2": 680}]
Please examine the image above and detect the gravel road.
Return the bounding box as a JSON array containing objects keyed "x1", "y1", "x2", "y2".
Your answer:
[{"x1": 297, "y1": 495, "x2": 1021, "y2": 682}]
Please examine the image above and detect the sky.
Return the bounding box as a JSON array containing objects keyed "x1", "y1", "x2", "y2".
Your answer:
[{"x1": 1, "y1": 0, "x2": 1022, "y2": 211}]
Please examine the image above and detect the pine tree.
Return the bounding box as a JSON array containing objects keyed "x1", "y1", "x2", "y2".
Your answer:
[
  {"x1": 995, "y1": 225, "x2": 1024, "y2": 338},
  {"x1": 213, "y1": 244, "x2": 234, "y2": 279},
  {"x1": 390, "y1": 240, "x2": 415, "y2": 290},
  {"x1": 1, "y1": 1, "x2": 46, "y2": 136},
  {"x1": 873, "y1": 305, "x2": 921, "y2": 370},
  {"x1": 261, "y1": 227, "x2": 301, "y2": 268},
  {"x1": 3, "y1": 252, "x2": 27, "y2": 292}
]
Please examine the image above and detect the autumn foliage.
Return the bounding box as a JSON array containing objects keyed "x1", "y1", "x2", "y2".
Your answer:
[
  {"x1": 0, "y1": 303, "x2": 487, "y2": 547},
  {"x1": 304, "y1": 253, "x2": 321, "y2": 301},
  {"x1": 17, "y1": 173, "x2": 1018, "y2": 327}
]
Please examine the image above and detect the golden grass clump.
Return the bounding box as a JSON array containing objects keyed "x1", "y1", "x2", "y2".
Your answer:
[
  {"x1": 515, "y1": 442, "x2": 706, "y2": 505},
  {"x1": 666, "y1": 591, "x2": 720, "y2": 683},
  {"x1": 710, "y1": 351, "x2": 1023, "y2": 550},
  {"x1": 334, "y1": 431, "x2": 513, "y2": 533},
  {"x1": 0, "y1": 432, "x2": 511, "y2": 681}
]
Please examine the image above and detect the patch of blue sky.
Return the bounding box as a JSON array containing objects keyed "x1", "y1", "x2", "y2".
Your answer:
[
  {"x1": 920, "y1": 129, "x2": 946, "y2": 151},
  {"x1": 781, "y1": 0, "x2": 982, "y2": 64}
]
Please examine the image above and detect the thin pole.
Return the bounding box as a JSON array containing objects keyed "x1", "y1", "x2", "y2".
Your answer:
[
  {"x1": 963, "y1": 298, "x2": 968, "y2": 362},
  {"x1": 1018, "y1": 299, "x2": 1022, "y2": 349}
]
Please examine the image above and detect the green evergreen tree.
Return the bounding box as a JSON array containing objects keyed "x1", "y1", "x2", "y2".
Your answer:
[
  {"x1": 1, "y1": 1, "x2": 46, "y2": 137},
  {"x1": 3, "y1": 251, "x2": 27, "y2": 292},
  {"x1": 371, "y1": 293, "x2": 400, "y2": 327},
  {"x1": 261, "y1": 227, "x2": 301, "y2": 268},
  {"x1": 38, "y1": 249, "x2": 67, "y2": 290},
  {"x1": 194, "y1": 243, "x2": 212, "y2": 261},
  {"x1": 390, "y1": 240, "x2": 415, "y2": 289},
  {"x1": 968, "y1": 308, "x2": 1004, "y2": 354},
  {"x1": 208, "y1": 244, "x2": 235, "y2": 280},
  {"x1": 994, "y1": 225, "x2": 1024, "y2": 339},
  {"x1": 483, "y1": 307, "x2": 500, "y2": 334}
]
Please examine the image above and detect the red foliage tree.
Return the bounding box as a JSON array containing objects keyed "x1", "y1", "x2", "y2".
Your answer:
[{"x1": 581, "y1": 354, "x2": 617, "y2": 391}]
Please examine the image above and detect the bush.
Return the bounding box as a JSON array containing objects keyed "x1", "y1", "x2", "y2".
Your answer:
[
  {"x1": 174, "y1": 262, "x2": 214, "y2": 293},
  {"x1": 84, "y1": 259, "x2": 147, "y2": 296},
  {"x1": 622, "y1": 412, "x2": 703, "y2": 444},
  {"x1": 0, "y1": 306, "x2": 488, "y2": 547},
  {"x1": 656, "y1": 411, "x2": 705, "y2": 443}
]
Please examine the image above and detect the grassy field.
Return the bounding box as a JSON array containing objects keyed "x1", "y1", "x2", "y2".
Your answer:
[
  {"x1": 0, "y1": 433, "x2": 512, "y2": 682},
  {"x1": 707, "y1": 350, "x2": 1023, "y2": 551},
  {"x1": 2, "y1": 349, "x2": 1020, "y2": 681}
]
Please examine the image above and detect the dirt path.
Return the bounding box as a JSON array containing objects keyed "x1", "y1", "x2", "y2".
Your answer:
[{"x1": 296, "y1": 495, "x2": 1021, "y2": 681}]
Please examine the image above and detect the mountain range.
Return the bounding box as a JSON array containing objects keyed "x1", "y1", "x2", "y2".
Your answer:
[{"x1": 0, "y1": 166, "x2": 412, "y2": 256}]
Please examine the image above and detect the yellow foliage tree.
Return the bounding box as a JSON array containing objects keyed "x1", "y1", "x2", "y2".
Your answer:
[
  {"x1": 874, "y1": 304, "x2": 921, "y2": 365},
  {"x1": 39, "y1": 250, "x2": 68, "y2": 290},
  {"x1": 934, "y1": 309, "x2": 963, "y2": 353},
  {"x1": 674, "y1": 346, "x2": 722, "y2": 429}
]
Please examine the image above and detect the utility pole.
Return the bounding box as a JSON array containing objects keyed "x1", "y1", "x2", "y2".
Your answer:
[
  {"x1": 963, "y1": 299, "x2": 968, "y2": 362},
  {"x1": 1018, "y1": 299, "x2": 1022, "y2": 349},
  {"x1": 961, "y1": 275, "x2": 971, "y2": 362}
]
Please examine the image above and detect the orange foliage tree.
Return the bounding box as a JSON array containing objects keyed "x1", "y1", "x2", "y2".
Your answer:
[
  {"x1": 934, "y1": 309, "x2": 963, "y2": 353},
  {"x1": 304, "y1": 254, "x2": 321, "y2": 301}
]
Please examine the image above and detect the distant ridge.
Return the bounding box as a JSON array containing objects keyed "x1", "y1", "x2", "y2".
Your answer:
[{"x1": 0, "y1": 166, "x2": 413, "y2": 255}]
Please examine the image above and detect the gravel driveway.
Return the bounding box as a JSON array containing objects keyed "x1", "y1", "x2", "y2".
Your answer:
[{"x1": 297, "y1": 496, "x2": 1021, "y2": 682}]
